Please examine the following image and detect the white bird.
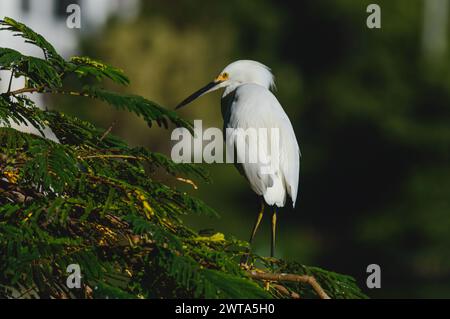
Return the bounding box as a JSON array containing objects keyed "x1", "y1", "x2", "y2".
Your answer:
[{"x1": 176, "y1": 60, "x2": 300, "y2": 258}]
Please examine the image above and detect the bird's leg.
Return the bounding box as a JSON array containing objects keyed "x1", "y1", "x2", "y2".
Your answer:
[
  {"x1": 241, "y1": 200, "x2": 264, "y2": 265},
  {"x1": 270, "y1": 207, "x2": 277, "y2": 258},
  {"x1": 249, "y1": 200, "x2": 265, "y2": 245}
]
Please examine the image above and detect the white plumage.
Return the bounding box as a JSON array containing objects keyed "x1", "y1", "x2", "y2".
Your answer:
[
  {"x1": 223, "y1": 82, "x2": 300, "y2": 207},
  {"x1": 218, "y1": 60, "x2": 300, "y2": 208},
  {"x1": 176, "y1": 59, "x2": 301, "y2": 257}
]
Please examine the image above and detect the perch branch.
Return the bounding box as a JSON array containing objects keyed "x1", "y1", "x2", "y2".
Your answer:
[
  {"x1": 247, "y1": 270, "x2": 330, "y2": 299},
  {"x1": 272, "y1": 283, "x2": 300, "y2": 299}
]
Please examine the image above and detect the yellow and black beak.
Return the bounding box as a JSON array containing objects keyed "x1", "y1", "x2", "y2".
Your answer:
[{"x1": 175, "y1": 73, "x2": 229, "y2": 110}]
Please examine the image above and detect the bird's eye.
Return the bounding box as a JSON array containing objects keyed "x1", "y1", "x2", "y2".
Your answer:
[{"x1": 215, "y1": 72, "x2": 229, "y2": 82}]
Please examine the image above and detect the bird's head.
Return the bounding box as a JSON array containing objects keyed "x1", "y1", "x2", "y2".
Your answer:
[{"x1": 176, "y1": 60, "x2": 275, "y2": 109}]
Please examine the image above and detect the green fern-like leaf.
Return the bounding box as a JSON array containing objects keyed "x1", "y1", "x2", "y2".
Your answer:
[
  {"x1": 82, "y1": 87, "x2": 193, "y2": 130},
  {"x1": 67, "y1": 56, "x2": 130, "y2": 85},
  {"x1": 0, "y1": 17, "x2": 64, "y2": 66},
  {"x1": 0, "y1": 48, "x2": 62, "y2": 88}
]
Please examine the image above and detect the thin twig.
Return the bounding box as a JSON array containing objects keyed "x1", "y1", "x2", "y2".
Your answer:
[
  {"x1": 99, "y1": 121, "x2": 116, "y2": 142},
  {"x1": 80, "y1": 154, "x2": 145, "y2": 160},
  {"x1": 16, "y1": 285, "x2": 38, "y2": 299},
  {"x1": 7, "y1": 82, "x2": 50, "y2": 96},
  {"x1": 7, "y1": 87, "x2": 84, "y2": 97},
  {"x1": 8, "y1": 87, "x2": 40, "y2": 95},
  {"x1": 7, "y1": 71, "x2": 14, "y2": 93},
  {"x1": 55, "y1": 90, "x2": 90, "y2": 97},
  {"x1": 176, "y1": 177, "x2": 198, "y2": 190},
  {"x1": 247, "y1": 270, "x2": 331, "y2": 299}
]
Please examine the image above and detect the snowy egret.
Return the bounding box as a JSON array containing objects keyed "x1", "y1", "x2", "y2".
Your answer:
[{"x1": 176, "y1": 60, "x2": 300, "y2": 258}]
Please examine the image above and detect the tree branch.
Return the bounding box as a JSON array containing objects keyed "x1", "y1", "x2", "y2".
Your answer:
[
  {"x1": 272, "y1": 283, "x2": 300, "y2": 299},
  {"x1": 6, "y1": 81, "x2": 52, "y2": 96},
  {"x1": 8, "y1": 87, "x2": 41, "y2": 95},
  {"x1": 80, "y1": 154, "x2": 145, "y2": 160},
  {"x1": 247, "y1": 270, "x2": 331, "y2": 299},
  {"x1": 176, "y1": 177, "x2": 198, "y2": 190}
]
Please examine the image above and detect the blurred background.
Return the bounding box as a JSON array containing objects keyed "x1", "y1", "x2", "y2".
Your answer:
[{"x1": 1, "y1": 0, "x2": 450, "y2": 298}]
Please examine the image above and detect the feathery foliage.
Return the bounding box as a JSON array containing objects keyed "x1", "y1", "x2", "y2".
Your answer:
[{"x1": 0, "y1": 18, "x2": 367, "y2": 299}]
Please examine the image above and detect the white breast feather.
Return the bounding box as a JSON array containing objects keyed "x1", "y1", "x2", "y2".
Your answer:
[{"x1": 224, "y1": 84, "x2": 300, "y2": 208}]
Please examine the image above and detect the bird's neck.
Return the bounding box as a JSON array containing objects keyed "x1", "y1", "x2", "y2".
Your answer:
[{"x1": 222, "y1": 82, "x2": 241, "y2": 98}]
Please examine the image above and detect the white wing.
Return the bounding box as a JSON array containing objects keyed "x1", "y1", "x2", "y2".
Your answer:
[{"x1": 223, "y1": 84, "x2": 300, "y2": 207}]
